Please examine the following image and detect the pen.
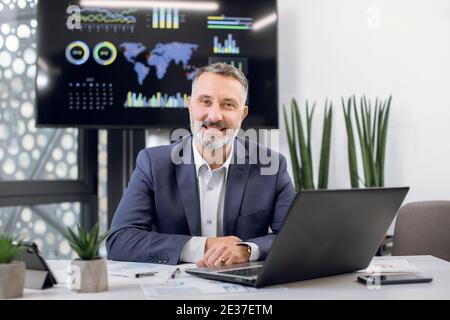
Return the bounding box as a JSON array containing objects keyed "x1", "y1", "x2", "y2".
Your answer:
[
  {"x1": 169, "y1": 267, "x2": 181, "y2": 279},
  {"x1": 135, "y1": 272, "x2": 158, "y2": 278}
]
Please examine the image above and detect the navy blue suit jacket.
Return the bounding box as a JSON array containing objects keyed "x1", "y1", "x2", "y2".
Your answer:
[{"x1": 106, "y1": 135, "x2": 296, "y2": 265}]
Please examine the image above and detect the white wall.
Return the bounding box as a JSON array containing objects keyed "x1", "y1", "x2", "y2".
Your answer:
[
  {"x1": 278, "y1": 0, "x2": 450, "y2": 207},
  {"x1": 145, "y1": 0, "x2": 450, "y2": 224}
]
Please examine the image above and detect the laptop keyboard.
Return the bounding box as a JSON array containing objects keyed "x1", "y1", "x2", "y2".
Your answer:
[{"x1": 219, "y1": 266, "x2": 263, "y2": 277}]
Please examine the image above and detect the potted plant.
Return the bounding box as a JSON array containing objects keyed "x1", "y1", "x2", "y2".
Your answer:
[
  {"x1": 65, "y1": 223, "x2": 110, "y2": 293},
  {"x1": 0, "y1": 234, "x2": 25, "y2": 299}
]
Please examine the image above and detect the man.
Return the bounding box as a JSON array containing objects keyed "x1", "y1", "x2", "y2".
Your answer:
[{"x1": 107, "y1": 63, "x2": 296, "y2": 267}]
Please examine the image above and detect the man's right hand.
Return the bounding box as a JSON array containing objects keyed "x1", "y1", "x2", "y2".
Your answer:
[
  {"x1": 205, "y1": 236, "x2": 241, "y2": 252},
  {"x1": 197, "y1": 236, "x2": 243, "y2": 267}
]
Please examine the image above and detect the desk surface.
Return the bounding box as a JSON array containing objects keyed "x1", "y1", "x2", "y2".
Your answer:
[{"x1": 20, "y1": 255, "x2": 450, "y2": 300}]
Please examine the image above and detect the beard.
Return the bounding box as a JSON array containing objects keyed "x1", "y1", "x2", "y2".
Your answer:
[{"x1": 190, "y1": 118, "x2": 239, "y2": 150}]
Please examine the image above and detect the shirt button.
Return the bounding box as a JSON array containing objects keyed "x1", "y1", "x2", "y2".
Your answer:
[
  {"x1": 207, "y1": 186, "x2": 214, "y2": 191},
  {"x1": 206, "y1": 219, "x2": 212, "y2": 224}
]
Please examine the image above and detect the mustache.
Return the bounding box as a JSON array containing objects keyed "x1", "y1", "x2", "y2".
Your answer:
[{"x1": 201, "y1": 120, "x2": 228, "y2": 130}]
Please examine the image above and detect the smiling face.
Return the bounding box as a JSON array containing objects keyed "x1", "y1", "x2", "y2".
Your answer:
[{"x1": 188, "y1": 72, "x2": 248, "y2": 151}]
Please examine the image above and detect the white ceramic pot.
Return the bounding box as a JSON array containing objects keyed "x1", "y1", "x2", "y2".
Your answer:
[
  {"x1": 0, "y1": 261, "x2": 26, "y2": 299},
  {"x1": 69, "y1": 258, "x2": 108, "y2": 293}
]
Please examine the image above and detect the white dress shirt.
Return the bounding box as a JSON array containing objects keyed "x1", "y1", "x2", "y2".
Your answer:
[{"x1": 180, "y1": 139, "x2": 261, "y2": 263}]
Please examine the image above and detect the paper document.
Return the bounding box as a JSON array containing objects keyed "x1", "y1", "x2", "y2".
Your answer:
[
  {"x1": 358, "y1": 258, "x2": 423, "y2": 274},
  {"x1": 107, "y1": 261, "x2": 196, "y2": 284},
  {"x1": 140, "y1": 268, "x2": 287, "y2": 297}
]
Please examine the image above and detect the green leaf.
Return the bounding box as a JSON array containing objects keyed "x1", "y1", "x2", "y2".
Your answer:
[
  {"x1": 283, "y1": 102, "x2": 301, "y2": 191},
  {"x1": 375, "y1": 99, "x2": 385, "y2": 186},
  {"x1": 0, "y1": 234, "x2": 24, "y2": 263},
  {"x1": 283, "y1": 103, "x2": 297, "y2": 190},
  {"x1": 342, "y1": 97, "x2": 359, "y2": 188},
  {"x1": 66, "y1": 228, "x2": 84, "y2": 252},
  {"x1": 372, "y1": 98, "x2": 379, "y2": 149},
  {"x1": 318, "y1": 101, "x2": 332, "y2": 189},
  {"x1": 291, "y1": 102, "x2": 303, "y2": 190},
  {"x1": 306, "y1": 100, "x2": 316, "y2": 178},
  {"x1": 64, "y1": 223, "x2": 110, "y2": 260},
  {"x1": 355, "y1": 96, "x2": 377, "y2": 187},
  {"x1": 293, "y1": 99, "x2": 314, "y2": 189},
  {"x1": 353, "y1": 96, "x2": 370, "y2": 187},
  {"x1": 378, "y1": 95, "x2": 391, "y2": 186},
  {"x1": 362, "y1": 96, "x2": 376, "y2": 186},
  {"x1": 87, "y1": 223, "x2": 99, "y2": 256}
]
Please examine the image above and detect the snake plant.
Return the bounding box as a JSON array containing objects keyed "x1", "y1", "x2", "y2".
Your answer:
[
  {"x1": 283, "y1": 98, "x2": 333, "y2": 191},
  {"x1": 342, "y1": 95, "x2": 392, "y2": 188}
]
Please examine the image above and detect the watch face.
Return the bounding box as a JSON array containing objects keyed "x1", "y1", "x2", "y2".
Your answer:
[{"x1": 241, "y1": 244, "x2": 251, "y2": 257}]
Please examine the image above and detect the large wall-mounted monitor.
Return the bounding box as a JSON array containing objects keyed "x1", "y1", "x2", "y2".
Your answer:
[{"x1": 36, "y1": 0, "x2": 278, "y2": 128}]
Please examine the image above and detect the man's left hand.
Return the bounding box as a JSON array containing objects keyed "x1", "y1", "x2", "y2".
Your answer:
[{"x1": 196, "y1": 244, "x2": 250, "y2": 268}]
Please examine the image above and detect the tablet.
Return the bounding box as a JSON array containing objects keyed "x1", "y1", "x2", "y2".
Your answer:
[{"x1": 15, "y1": 241, "x2": 58, "y2": 289}]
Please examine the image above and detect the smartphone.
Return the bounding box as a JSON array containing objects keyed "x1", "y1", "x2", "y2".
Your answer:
[{"x1": 357, "y1": 274, "x2": 433, "y2": 285}]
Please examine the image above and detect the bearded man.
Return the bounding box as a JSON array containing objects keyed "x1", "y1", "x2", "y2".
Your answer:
[{"x1": 107, "y1": 63, "x2": 296, "y2": 267}]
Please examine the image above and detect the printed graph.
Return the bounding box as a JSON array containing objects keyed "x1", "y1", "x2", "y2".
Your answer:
[
  {"x1": 124, "y1": 91, "x2": 189, "y2": 108},
  {"x1": 213, "y1": 34, "x2": 239, "y2": 54}
]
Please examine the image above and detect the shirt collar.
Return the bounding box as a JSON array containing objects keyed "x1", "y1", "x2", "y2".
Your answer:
[{"x1": 192, "y1": 138, "x2": 234, "y2": 177}]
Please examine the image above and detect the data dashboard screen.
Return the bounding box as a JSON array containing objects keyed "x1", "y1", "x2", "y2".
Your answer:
[{"x1": 36, "y1": 0, "x2": 278, "y2": 128}]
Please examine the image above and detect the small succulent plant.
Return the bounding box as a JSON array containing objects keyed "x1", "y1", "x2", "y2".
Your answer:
[
  {"x1": 65, "y1": 223, "x2": 110, "y2": 261},
  {"x1": 0, "y1": 234, "x2": 24, "y2": 264}
]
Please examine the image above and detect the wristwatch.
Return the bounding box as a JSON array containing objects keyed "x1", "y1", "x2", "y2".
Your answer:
[
  {"x1": 245, "y1": 245, "x2": 252, "y2": 258},
  {"x1": 237, "y1": 244, "x2": 251, "y2": 259}
]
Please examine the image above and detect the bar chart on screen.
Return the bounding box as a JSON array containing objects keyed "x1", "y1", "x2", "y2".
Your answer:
[
  {"x1": 208, "y1": 57, "x2": 249, "y2": 75},
  {"x1": 207, "y1": 15, "x2": 253, "y2": 30},
  {"x1": 213, "y1": 34, "x2": 240, "y2": 54},
  {"x1": 124, "y1": 91, "x2": 189, "y2": 108},
  {"x1": 150, "y1": 6, "x2": 181, "y2": 29}
]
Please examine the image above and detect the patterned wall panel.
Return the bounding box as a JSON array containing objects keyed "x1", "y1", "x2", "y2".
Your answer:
[
  {"x1": 0, "y1": 203, "x2": 80, "y2": 259},
  {"x1": 0, "y1": 0, "x2": 108, "y2": 259},
  {"x1": 0, "y1": 0, "x2": 79, "y2": 181}
]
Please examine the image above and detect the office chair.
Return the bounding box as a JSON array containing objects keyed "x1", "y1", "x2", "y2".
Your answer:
[{"x1": 392, "y1": 201, "x2": 450, "y2": 262}]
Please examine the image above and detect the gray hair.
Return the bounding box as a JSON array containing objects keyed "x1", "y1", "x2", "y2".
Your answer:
[{"x1": 191, "y1": 63, "x2": 248, "y2": 103}]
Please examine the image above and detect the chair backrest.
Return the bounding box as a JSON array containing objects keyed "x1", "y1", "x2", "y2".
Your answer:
[{"x1": 392, "y1": 201, "x2": 450, "y2": 261}]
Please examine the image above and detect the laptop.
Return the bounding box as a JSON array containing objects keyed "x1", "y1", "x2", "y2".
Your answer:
[{"x1": 186, "y1": 187, "x2": 409, "y2": 288}]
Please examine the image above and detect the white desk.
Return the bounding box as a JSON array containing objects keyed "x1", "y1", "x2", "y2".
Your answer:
[{"x1": 20, "y1": 256, "x2": 450, "y2": 300}]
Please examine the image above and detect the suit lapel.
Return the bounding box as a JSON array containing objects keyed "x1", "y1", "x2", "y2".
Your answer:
[
  {"x1": 174, "y1": 136, "x2": 201, "y2": 236},
  {"x1": 223, "y1": 138, "x2": 250, "y2": 235}
]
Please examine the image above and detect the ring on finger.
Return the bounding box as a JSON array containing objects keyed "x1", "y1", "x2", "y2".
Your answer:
[{"x1": 217, "y1": 257, "x2": 228, "y2": 264}]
